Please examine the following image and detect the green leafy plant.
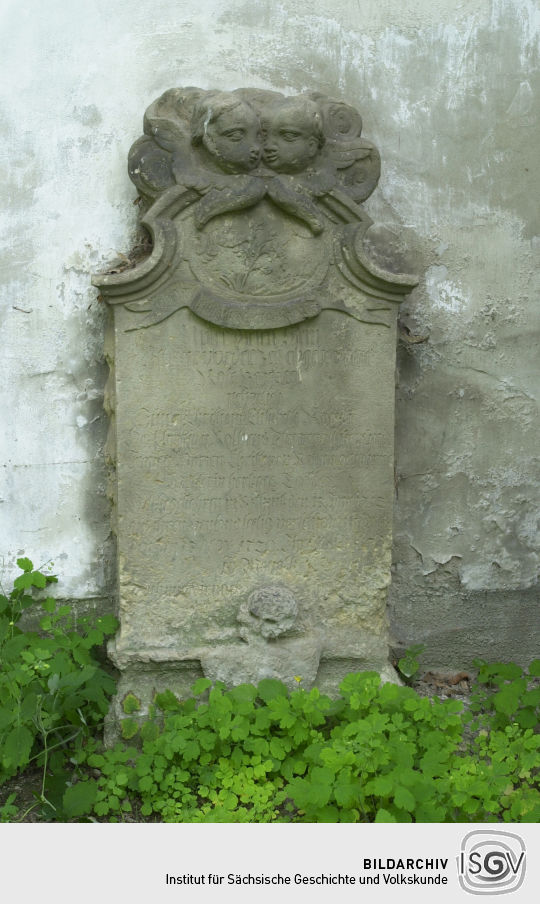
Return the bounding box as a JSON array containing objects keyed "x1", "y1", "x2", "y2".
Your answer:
[
  {"x1": 0, "y1": 557, "x2": 118, "y2": 818},
  {"x1": 469, "y1": 659, "x2": 540, "y2": 730},
  {"x1": 397, "y1": 643, "x2": 425, "y2": 682},
  {"x1": 1, "y1": 561, "x2": 538, "y2": 826},
  {"x1": 0, "y1": 792, "x2": 18, "y2": 822},
  {"x1": 72, "y1": 669, "x2": 539, "y2": 824}
]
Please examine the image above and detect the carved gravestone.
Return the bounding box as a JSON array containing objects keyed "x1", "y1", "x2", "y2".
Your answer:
[{"x1": 93, "y1": 88, "x2": 417, "y2": 723}]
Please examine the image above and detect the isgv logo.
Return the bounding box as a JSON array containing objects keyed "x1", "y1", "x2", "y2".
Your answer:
[{"x1": 458, "y1": 830, "x2": 526, "y2": 895}]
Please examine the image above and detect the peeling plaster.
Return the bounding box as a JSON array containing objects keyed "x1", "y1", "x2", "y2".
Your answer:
[{"x1": 1, "y1": 0, "x2": 538, "y2": 663}]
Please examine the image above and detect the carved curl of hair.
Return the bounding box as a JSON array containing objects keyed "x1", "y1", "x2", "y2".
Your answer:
[
  {"x1": 191, "y1": 91, "x2": 255, "y2": 146},
  {"x1": 262, "y1": 96, "x2": 326, "y2": 149}
]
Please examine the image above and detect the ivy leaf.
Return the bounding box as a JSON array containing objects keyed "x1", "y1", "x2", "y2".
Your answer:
[
  {"x1": 528, "y1": 660, "x2": 540, "y2": 677},
  {"x1": 63, "y1": 780, "x2": 98, "y2": 818}
]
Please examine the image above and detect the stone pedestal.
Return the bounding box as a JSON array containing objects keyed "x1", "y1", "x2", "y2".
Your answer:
[{"x1": 93, "y1": 88, "x2": 417, "y2": 728}]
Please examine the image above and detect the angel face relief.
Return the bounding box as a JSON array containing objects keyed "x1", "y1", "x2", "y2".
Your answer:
[
  {"x1": 191, "y1": 93, "x2": 262, "y2": 174},
  {"x1": 97, "y1": 87, "x2": 418, "y2": 331},
  {"x1": 261, "y1": 97, "x2": 325, "y2": 174}
]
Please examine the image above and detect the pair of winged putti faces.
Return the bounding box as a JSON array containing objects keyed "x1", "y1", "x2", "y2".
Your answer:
[{"x1": 191, "y1": 94, "x2": 324, "y2": 175}]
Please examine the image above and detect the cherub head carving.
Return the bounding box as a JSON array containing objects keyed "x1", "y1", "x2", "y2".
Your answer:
[
  {"x1": 129, "y1": 87, "x2": 381, "y2": 211},
  {"x1": 261, "y1": 97, "x2": 325, "y2": 174},
  {"x1": 191, "y1": 92, "x2": 262, "y2": 173}
]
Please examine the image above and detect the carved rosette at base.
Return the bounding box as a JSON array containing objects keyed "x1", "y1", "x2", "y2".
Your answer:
[{"x1": 93, "y1": 88, "x2": 418, "y2": 737}]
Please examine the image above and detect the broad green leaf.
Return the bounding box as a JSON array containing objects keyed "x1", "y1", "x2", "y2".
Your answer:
[
  {"x1": 522, "y1": 688, "x2": 540, "y2": 706},
  {"x1": 121, "y1": 718, "x2": 139, "y2": 740},
  {"x1": 2, "y1": 725, "x2": 33, "y2": 769},
  {"x1": 528, "y1": 659, "x2": 540, "y2": 677},
  {"x1": 334, "y1": 779, "x2": 360, "y2": 808},
  {"x1": 154, "y1": 690, "x2": 180, "y2": 711},
  {"x1": 85, "y1": 628, "x2": 103, "y2": 647},
  {"x1": 493, "y1": 682, "x2": 526, "y2": 715},
  {"x1": 394, "y1": 785, "x2": 416, "y2": 811},
  {"x1": 13, "y1": 573, "x2": 34, "y2": 590},
  {"x1": 366, "y1": 774, "x2": 394, "y2": 796},
  {"x1": 122, "y1": 693, "x2": 141, "y2": 714},
  {"x1": 516, "y1": 708, "x2": 537, "y2": 729},
  {"x1": 191, "y1": 677, "x2": 213, "y2": 696},
  {"x1": 198, "y1": 730, "x2": 217, "y2": 751},
  {"x1": 94, "y1": 800, "x2": 111, "y2": 816},
  {"x1": 375, "y1": 808, "x2": 396, "y2": 822},
  {"x1": 140, "y1": 721, "x2": 159, "y2": 743},
  {"x1": 269, "y1": 737, "x2": 289, "y2": 760},
  {"x1": 87, "y1": 753, "x2": 105, "y2": 768},
  {"x1": 16, "y1": 557, "x2": 33, "y2": 572},
  {"x1": 0, "y1": 708, "x2": 16, "y2": 731},
  {"x1": 19, "y1": 692, "x2": 39, "y2": 720},
  {"x1": 257, "y1": 678, "x2": 288, "y2": 702},
  {"x1": 229, "y1": 684, "x2": 257, "y2": 704},
  {"x1": 63, "y1": 780, "x2": 98, "y2": 818},
  {"x1": 95, "y1": 615, "x2": 119, "y2": 634},
  {"x1": 31, "y1": 571, "x2": 47, "y2": 589}
]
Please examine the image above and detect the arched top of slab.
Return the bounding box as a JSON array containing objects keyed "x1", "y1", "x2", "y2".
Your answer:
[{"x1": 93, "y1": 88, "x2": 418, "y2": 330}]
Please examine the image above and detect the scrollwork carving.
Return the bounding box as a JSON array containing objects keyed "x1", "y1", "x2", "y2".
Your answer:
[{"x1": 94, "y1": 87, "x2": 417, "y2": 330}]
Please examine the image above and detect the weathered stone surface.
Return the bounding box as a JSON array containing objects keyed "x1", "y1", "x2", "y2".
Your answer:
[
  {"x1": 4, "y1": 2, "x2": 540, "y2": 681},
  {"x1": 94, "y1": 88, "x2": 417, "y2": 719}
]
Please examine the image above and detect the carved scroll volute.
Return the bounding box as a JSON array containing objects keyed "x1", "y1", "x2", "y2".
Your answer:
[{"x1": 93, "y1": 88, "x2": 418, "y2": 329}]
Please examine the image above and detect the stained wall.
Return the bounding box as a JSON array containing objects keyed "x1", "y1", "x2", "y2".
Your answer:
[{"x1": 1, "y1": 0, "x2": 538, "y2": 666}]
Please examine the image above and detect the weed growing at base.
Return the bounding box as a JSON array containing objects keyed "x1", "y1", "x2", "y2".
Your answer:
[
  {"x1": 0, "y1": 559, "x2": 117, "y2": 819},
  {"x1": 76, "y1": 665, "x2": 540, "y2": 823},
  {"x1": 1, "y1": 559, "x2": 538, "y2": 823}
]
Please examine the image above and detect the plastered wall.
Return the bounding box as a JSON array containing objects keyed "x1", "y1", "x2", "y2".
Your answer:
[{"x1": 1, "y1": 0, "x2": 538, "y2": 666}]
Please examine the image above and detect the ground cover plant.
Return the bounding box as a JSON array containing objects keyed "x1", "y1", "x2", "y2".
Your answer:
[
  {"x1": 1, "y1": 559, "x2": 539, "y2": 822},
  {"x1": 0, "y1": 558, "x2": 117, "y2": 819}
]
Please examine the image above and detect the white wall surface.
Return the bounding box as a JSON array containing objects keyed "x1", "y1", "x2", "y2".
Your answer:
[{"x1": 1, "y1": 0, "x2": 538, "y2": 664}]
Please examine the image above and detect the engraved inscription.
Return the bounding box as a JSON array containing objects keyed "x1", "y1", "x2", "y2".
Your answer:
[{"x1": 116, "y1": 310, "x2": 396, "y2": 642}]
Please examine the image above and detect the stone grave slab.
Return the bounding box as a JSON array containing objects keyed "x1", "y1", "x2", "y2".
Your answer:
[{"x1": 93, "y1": 88, "x2": 418, "y2": 726}]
